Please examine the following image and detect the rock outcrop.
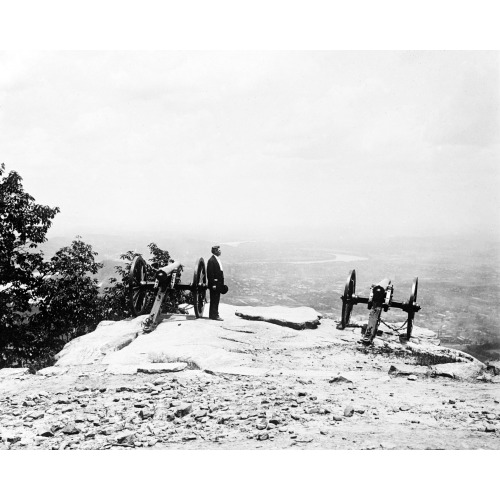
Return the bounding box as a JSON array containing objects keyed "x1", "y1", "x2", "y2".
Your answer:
[
  {"x1": 1, "y1": 303, "x2": 498, "y2": 451},
  {"x1": 48, "y1": 302, "x2": 486, "y2": 379}
]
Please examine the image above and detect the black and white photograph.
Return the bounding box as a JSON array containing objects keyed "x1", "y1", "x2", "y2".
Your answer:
[{"x1": 0, "y1": 2, "x2": 499, "y2": 498}]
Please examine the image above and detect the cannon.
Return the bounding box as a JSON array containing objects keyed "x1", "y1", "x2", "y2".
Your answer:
[
  {"x1": 339, "y1": 269, "x2": 420, "y2": 344},
  {"x1": 128, "y1": 255, "x2": 208, "y2": 332}
]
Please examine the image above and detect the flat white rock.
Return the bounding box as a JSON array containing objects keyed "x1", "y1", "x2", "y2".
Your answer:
[{"x1": 235, "y1": 305, "x2": 322, "y2": 330}]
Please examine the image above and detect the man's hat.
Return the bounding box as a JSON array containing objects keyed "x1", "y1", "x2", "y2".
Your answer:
[{"x1": 211, "y1": 245, "x2": 220, "y2": 253}]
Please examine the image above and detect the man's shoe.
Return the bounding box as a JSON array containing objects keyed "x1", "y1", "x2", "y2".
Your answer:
[{"x1": 214, "y1": 317, "x2": 224, "y2": 321}]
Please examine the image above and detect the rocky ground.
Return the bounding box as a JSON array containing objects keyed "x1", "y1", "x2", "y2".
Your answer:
[{"x1": 1, "y1": 304, "x2": 499, "y2": 450}]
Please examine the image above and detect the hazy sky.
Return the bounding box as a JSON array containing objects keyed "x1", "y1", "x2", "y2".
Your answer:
[{"x1": 1, "y1": 51, "x2": 498, "y2": 242}]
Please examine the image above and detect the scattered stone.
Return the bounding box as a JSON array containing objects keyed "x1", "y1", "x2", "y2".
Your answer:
[
  {"x1": 400, "y1": 405, "x2": 410, "y2": 412},
  {"x1": 116, "y1": 431, "x2": 135, "y2": 445},
  {"x1": 61, "y1": 424, "x2": 80, "y2": 435},
  {"x1": 116, "y1": 386, "x2": 135, "y2": 393},
  {"x1": 36, "y1": 426, "x2": 54, "y2": 438},
  {"x1": 257, "y1": 432, "x2": 269, "y2": 441},
  {"x1": 295, "y1": 435, "x2": 313, "y2": 443},
  {"x1": 139, "y1": 409, "x2": 155, "y2": 420},
  {"x1": 344, "y1": 406, "x2": 354, "y2": 417},
  {"x1": 192, "y1": 410, "x2": 208, "y2": 420},
  {"x1": 182, "y1": 434, "x2": 197, "y2": 441},
  {"x1": 29, "y1": 411, "x2": 45, "y2": 420},
  {"x1": 407, "y1": 375, "x2": 417, "y2": 381},
  {"x1": 332, "y1": 416, "x2": 343, "y2": 422},
  {"x1": 485, "y1": 426, "x2": 496, "y2": 433},
  {"x1": 174, "y1": 403, "x2": 193, "y2": 418},
  {"x1": 256, "y1": 420, "x2": 268, "y2": 430},
  {"x1": 329, "y1": 375, "x2": 354, "y2": 384}
]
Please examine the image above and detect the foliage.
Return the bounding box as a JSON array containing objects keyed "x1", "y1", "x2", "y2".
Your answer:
[
  {"x1": 31, "y1": 237, "x2": 103, "y2": 342},
  {"x1": 101, "y1": 243, "x2": 185, "y2": 321},
  {"x1": 0, "y1": 163, "x2": 60, "y2": 367}
]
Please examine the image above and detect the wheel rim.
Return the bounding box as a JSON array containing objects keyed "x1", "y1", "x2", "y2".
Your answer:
[
  {"x1": 407, "y1": 277, "x2": 418, "y2": 339},
  {"x1": 128, "y1": 255, "x2": 150, "y2": 316},
  {"x1": 192, "y1": 258, "x2": 207, "y2": 318},
  {"x1": 341, "y1": 269, "x2": 356, "y2": 329}
]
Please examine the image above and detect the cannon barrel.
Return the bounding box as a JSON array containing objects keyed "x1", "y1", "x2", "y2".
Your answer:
[{"x1": 158, "y1": 260, "x2": 183, "y2": 276}]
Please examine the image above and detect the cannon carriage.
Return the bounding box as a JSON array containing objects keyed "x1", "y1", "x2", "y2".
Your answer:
[
  {"x1": 128, "y1": 255, "x2": 208, "y2": 332},
  {"x1": 339, "y1": 269, "x2": 421, "y2": 344}
]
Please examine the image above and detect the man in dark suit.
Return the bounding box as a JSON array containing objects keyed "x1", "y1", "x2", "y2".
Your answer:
[{"x1": 207, "y1": 245, "x2": 227, "y2": 320}]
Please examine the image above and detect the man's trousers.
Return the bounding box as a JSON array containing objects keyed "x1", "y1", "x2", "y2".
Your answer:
[{"x1": 209, "y1": 289, "x2": 220, "y2": 319}]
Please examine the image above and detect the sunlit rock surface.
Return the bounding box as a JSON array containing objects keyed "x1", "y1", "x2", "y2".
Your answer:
[
  {"x1": 44, "y1": 303, "x2": 486, "y2": 379},
  {"x1": 55, "y1": 316, "x2": 145, "y2": 366}
]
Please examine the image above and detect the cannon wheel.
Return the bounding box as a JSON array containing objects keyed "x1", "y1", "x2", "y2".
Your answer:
[
  {"x1": 192, "y1": 257, "x2": 207, "y2": 318},
  {"x1": 406, "y1": 277, "x2": 418, "y2": 339},
  {"x1": 340, "y1": 269, "x2": 356, "y2": 329},
  {"x1": 128, "y1": 255, "x2": 150, "y2": 316}
]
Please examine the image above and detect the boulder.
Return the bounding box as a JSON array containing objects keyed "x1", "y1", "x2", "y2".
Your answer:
[
  {"x1": 431, "y1": 361, "x2": 486, "y2": 381},
  {"x1": 486, "y1": 361, "x2": 500, "y2": 376},
  {"x1": 344, "y1": 405, "x2": 355, "y2": 417},
  {"x1": 235, "y1": 306, "x2": 322, "y2": 330}
]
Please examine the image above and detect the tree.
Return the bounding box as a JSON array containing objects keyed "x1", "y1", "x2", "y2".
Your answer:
[
  {"x1": 32, "y1": 237, "x2": 103, "y2": 343},
  {"x1": 0, "y1": 163, "x2": 59, "y2": 365}
]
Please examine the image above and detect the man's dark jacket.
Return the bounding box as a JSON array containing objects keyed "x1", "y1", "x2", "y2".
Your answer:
[{"x1": 207, "y1": 255, "x2": 224, "y2": 292}]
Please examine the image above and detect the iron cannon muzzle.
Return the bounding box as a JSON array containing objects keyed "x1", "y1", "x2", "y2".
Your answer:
[
  {"x1": 155, "y1": 270, "x2": 170, "y2": 286},
  {"x1": 371, "y1": 285, "x2": 386, "y2": 305}
]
